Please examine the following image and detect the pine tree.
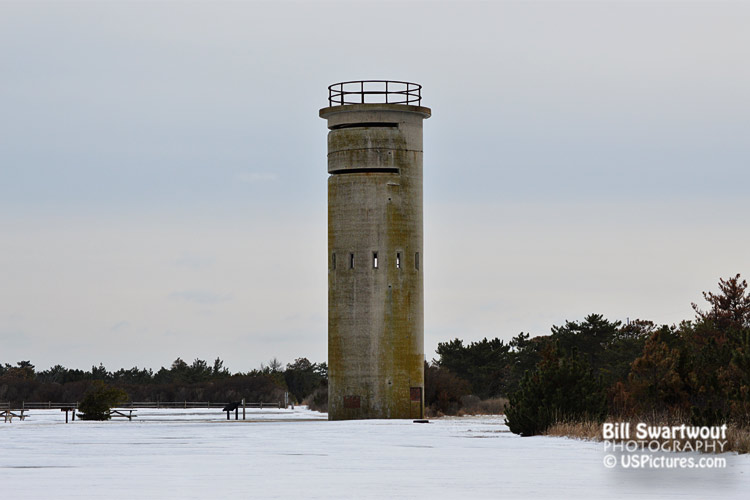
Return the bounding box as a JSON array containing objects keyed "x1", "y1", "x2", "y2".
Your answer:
[
  {"x1": 77, "y1": 381, "x2": 128, "y2": 420},
  {"x1": 505, "y1": 346, "x2": 606, "y2": 436},
  {"x1": 624, "y1": 329, "x2": 687, "y2": 416}
]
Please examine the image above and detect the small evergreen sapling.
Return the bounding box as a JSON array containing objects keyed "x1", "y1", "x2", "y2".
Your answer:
[{"x1": 77, "y1": 381, "x2": 128, "y2": 420}]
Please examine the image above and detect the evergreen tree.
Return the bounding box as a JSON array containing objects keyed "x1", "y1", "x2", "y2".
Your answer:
[
  {"x1": 623, "y1": 329, "x2": 688, "y2": 416},
  {"x1": 505, "y1": 345, "x2": 606, "y2": 436},
  {"x1": 284, "y1": 358, "x2": 326, "y2": 403},
  {"x1": 78, "y1": 381, "x2": 128, "y2": 420}
]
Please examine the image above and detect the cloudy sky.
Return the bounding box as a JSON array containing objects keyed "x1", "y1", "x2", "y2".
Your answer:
[{"x1": 2, "y1": 0, "x2": 748, "y2": 373}]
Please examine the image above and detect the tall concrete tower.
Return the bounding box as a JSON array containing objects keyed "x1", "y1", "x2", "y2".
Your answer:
[{"x1": 320, "y1": 80, "x2": 431, "y2": 420}]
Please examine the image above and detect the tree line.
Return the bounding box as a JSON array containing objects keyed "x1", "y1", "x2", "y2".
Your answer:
[
  {"x1": 3, "y1": 274, "x2": 748, "y2": 436},
  {"x1": 426, "y1": 274, "x2": 750, "y2": 436},
  {"x1": 0, "y1": 356, "x2": 328, "y2": 411}
]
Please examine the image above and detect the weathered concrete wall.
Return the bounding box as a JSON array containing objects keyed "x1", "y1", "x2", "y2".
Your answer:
[{"x1": 320, "y1": 104, "x2": 431, "y2": 420}]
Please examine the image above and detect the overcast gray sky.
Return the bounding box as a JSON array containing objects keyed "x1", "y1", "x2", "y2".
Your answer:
[{"x1": 1, "y1": 0, "x2": 748, "y2": 372}]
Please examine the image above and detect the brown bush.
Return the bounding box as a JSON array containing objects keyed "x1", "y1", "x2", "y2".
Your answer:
[
  {"x1": 303, "y1": 385, "x2": 328, "y2": 413},
  {"x1": 424, "y1": 363, "x2": 471, "y2": 415},
  {"x1": 459, "y1": 396, "x2": 509, "y2": 415}
]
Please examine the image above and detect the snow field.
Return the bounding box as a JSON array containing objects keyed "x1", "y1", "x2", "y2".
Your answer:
[{"x1": 2, "y1": 409, "x2": 749, "y2": 499}]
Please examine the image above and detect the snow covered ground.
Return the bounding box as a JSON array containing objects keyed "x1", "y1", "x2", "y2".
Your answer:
[{"x1": 2, "y1": 408, "x2": 748, "y2": 499}]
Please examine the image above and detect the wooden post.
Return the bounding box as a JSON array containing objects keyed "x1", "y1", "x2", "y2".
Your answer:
[{"x1": 242, "y1": 399, "x2": 246, "y2": 420}]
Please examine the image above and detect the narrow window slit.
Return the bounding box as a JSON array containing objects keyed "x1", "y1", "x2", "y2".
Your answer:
[
  {"x1": 330, "y1": 167, "x2": 399, "y2": 175},
  {"x1": 415, "y1": 252, "x2": 420, "y2": 270},
  {"x1": 330, "y1": 122, "x2": 398, "y2": 130},
  {"x1": 396, "y1": 252, "x2": 401, "y2": 269},
  {"x1": 349, "y1": 253, "x2": 355, "y2": 269},
  {"x1": 373, "y1": 252, "x2": 378, "y2": 269}
]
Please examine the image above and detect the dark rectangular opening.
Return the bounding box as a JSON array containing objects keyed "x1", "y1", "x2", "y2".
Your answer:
[
  {"x1": 330, "y1": 122, "x2": 398, "y2": 130},
  {"x1": 349, "y1": 253, "x2": 354, "y2": 269},
  {"x1": 415, "y1": 252, "x2": 420, "y2": 270},
  {"x1": 330, "y1": 167, "x2": 399, "y2": 175},
  {"x1": 373, "y1": 252, "x2": 378, "y2": 269},
  {"x1": 396, "y1": 252, "x2": 401, "y2": 269},
  {"x1": 410, "y1": 387, "x2": 422, "y2": 402}
]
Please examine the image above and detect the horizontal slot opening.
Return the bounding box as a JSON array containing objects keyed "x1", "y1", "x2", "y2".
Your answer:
[
  {"x1": 330, "y1": 167, "x2": 399, "y2": 175},
  {"x1": 330, "y1": 122, "x2": 399, "y2": 130}
]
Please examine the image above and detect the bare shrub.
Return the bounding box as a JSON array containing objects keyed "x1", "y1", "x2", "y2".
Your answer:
[
  {"x1": 727, "y1": 426, "x2": 750, "y2": 454},
  {"x1": 460, "y1": 395, "x2": 481, "y2": 412},
  {"x1": 424, "y1": 364, "x2": 470, "y2": 415},
  {"x1": 303, "y1": 385, "x2": 328, "y2": 413},
  {"x1": 478, "y1": 397, "x2": 508, "y2": 415},
  {"x1": 457, "y1": 396, "x2": 509, "y2": 415}
]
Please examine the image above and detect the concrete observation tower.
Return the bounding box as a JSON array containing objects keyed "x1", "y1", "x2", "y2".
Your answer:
[{"x1": 320, "y1": 80, "x2": 431, "y2": 420}]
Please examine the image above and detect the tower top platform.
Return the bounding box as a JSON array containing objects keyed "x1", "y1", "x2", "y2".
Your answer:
[
  {"x1": 320, "y1": 80, "x2": 431, "y2": 121},
  {"x1": 326, "y1": 80, "x2": 423, "y2": 107}
]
